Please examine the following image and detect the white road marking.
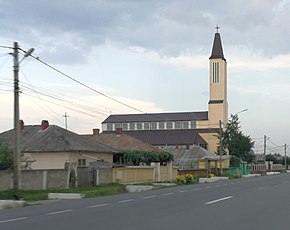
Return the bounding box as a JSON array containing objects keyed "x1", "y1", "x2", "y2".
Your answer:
[
  {"x1": 0, "y1": 217, "x2": 28, "y2": 224},
  {"x1": 163, "y1": 192, "x2": 174, "y2": 196},
  {"x1": 88, "y1": 203, "x2": 108, "y2": 208},
  {"x1": 47, "y1": 209, "x2": 73, "y2": 215},
  {"x1": 205, "y1": 196, "x2": 233, "y2": 205},
  {"x1": 192, "y1": 188, "x2": 202, "y2": 191},
  {"x1": 118, "y1": 199, "x2": 133, "y2": 203},
  {"x1": 143, "y1": 195, "x2": 156, "y2": 199},
  {"x1": 179, "y1": 190, "x2": 188, "y2": 193}
]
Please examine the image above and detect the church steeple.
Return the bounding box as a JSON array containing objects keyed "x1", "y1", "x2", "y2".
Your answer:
[
  {"x1": 208, "y1": 26, "x2": 228, "y2": 127},
  {"x1": 209, "y1": 26, "x2": 226, "y2": 61}
]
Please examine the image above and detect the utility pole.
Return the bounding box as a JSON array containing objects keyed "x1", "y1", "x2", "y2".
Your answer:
[
  {"x1": 13, "y1": 42, "x2": 21, "y2": 190},
  {"x1": 263, "y1": 135, "x2": 267, "y2": 167},
  {"x1": 219, "y1": 120, "x2": 223, "y2": 175},
  {"x1": 11, "y1": 42, "x2": 34, "y2": 190},
  {"x1": 63, "y1": 112, "x2": 69, "y2": 130},
  {"x1": 284, "y1": 144, "x2": 287, "y2": 171}
]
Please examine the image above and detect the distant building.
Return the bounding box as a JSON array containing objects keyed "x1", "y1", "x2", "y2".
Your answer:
[{"x1": 101, "y1": 29, "x2": 228, "y2": 153}]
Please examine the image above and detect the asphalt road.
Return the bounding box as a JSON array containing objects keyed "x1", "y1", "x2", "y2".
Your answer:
[{"x1": 1, "y1": 174, "x2": 290, "y2": 230}]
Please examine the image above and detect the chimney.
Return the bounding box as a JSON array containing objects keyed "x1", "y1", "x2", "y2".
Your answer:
[
  {"x1": 175, "y1": 144, "x2": 179, "y2": 150},
  {"x1": 93, "y1": 128, "x2": 100, "y2": 135},
  {"x1": 186, "y1": 144, "x2": 190, "y2": 150},
  {"x1": 41, "y1": 120, "x2": 49, "y2": 130},
  {"x1": 116, "y1": 128, "x2": 123, "y2": 135},
  {"x1": 19, "y1": 120, "x2": 24, "y2": 131}
]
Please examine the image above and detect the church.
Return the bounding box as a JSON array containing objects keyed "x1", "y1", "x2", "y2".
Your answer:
[{"x1": 101, "y1": 29, "x2": 228, "y2": 153}]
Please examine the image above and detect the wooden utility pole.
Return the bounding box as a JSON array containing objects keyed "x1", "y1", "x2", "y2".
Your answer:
[
  {"x1": 263, "y1": 135, "x2": 267, "y2": 161},
  {"x1": 12, "y1": 43, "x2": 34, "y2": 189},
  {"x1": 13, "y1": 42, "x2": 21, "y2": 190},
  {"x1": 219, "y1": 120, "x2": 223, "y2": 175},
  {"x1": 284, "y1": 144, "x2": 287, "y2": 170}
]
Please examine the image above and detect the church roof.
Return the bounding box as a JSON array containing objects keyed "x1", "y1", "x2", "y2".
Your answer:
[
  {"x1": 209, "y1": 32, "x2": 226, "y2": 61},
  {"x1": 118, "y1": 129, "x2": 208, "y2": 146},
  {"x1": 102, "y1": 111, "x2": 208, "y2": 123}
]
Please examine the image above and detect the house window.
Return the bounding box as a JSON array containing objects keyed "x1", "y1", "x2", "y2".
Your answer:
[
  {"x1": 159, "y1": 122, "x2": 165, "y2": 130},
  {"x1": 144, "y1": 122, "x2": 150, "y2": 130},
  {"x1": 174, "y1": 121, "x2": 181, "y2": 129},
  {"x1": 78, "y1": 159, "x2": 87, "y2": 167},
  {"x1": 107, "y1": 123, "x2": 113, "y2": 131},
  {"x1": 166, "y1": 121, "x2": 173, "y2": 129},
  {"x1": 213, "y1": 62, "x2": 219, "y2": 83},
  {"x1": 151, "y1": 122, "x2": 157, "y2": 130}
]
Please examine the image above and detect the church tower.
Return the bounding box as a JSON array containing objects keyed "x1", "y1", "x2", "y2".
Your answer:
[{"x1": 208, "y1": 27, "x2": 228, "y2": 127}]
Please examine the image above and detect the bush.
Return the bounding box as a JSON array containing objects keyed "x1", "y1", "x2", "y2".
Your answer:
[
  {"x1": 176, "y1": 174, "x2": 194, "y2": 184},
  {"x1": 0, "y1": 140, "x2": 13, "y2": 170}
]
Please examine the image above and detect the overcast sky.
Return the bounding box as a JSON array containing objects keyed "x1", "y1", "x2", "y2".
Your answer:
[{"x1": 0, "y1": 0, "x2": 290, "y2": 155}]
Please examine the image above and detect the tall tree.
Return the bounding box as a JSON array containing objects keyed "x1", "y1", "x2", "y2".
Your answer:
[
  {"x1": 0, "y1": 140, "x2": 13, "y2": 170},
  {"x1": 218, "y1": 114, "x2": 255, "y2": 163}
]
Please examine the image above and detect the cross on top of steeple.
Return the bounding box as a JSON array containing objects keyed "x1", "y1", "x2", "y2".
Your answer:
[{"x1": 215, "y1": 25, "x2": 220, "y2": 33}]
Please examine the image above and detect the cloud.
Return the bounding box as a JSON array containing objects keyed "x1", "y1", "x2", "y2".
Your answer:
[{"x1": 1, "y1": 0, "x2": 290, "y2": 65}]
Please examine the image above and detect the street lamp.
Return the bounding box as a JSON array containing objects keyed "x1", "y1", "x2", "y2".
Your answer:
[
  {"x1": 12, "y1": 42, "x2": 34, "y2": 189},
  {"x1": 219, "y1": 109, "x2": 248, "y2": 175}
]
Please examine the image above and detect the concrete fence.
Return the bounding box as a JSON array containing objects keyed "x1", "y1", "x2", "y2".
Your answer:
[
  {"x1": 0, "y1": 162, "x2": 178, "y2": 190},
  {"x1": 0, "y1": 169, "x2": 70, "y2": 191}
]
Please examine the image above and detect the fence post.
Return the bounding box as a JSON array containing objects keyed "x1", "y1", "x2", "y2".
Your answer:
[
  {"x1": 96, "y1": 169, "x2": 100, "y2": 185},
  {"x1": 43, "y1": 170, "x2": 47, "y2": 189},
  {"x1": 167, "y1": 161, "x2": 173, "y2": 181}
]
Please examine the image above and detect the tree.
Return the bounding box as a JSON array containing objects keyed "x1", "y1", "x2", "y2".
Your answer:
[
  {"x1": 123, "y1": 150, "x2": 173, "y2": 166},
  {"x1": 218, "y1": 114, "x2": 255, "y2": 164},
  {"x1": 0, "y1": 140, "x2": 13, "y2": 170}
]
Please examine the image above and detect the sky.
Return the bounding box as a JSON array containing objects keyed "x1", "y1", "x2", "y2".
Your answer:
[{"x1": 0, "y1": 0, "x2": 290, "y2": 155}]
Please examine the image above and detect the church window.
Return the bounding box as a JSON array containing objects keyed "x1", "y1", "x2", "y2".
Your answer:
[
  {"x1": 159, "y1": 122, "x2": 165, "y2": 130},
  {"x1": 151, "y1": 122, "x2": 157, "y2": 130},
  {"x1": 213, "y1": 62, "x2": 220, "y2": 83},
  {"x1": 144, "y1": 122, "x2": 150, "y2": 130},
  {"x1": 136, "y1": 122, "x2": 142, "y2": 130},
  {"x1": 114, "y1": 123, "x2": 121, "y2": 130},
  {"x1": 122, "y1": 123, "x2": 128, "y2": 130},
  {"x1": 129, "y1": 122, "x2": 135, "y2": 130},
  {"x1": 166, "y1": 121, "x2": 173, "y2": 129},
  {"x1": 107, "y1": 123, "x2": 113, "y2": 131},
  {"x1": 190, "y1": 121, "x2": 196, "y2": 129},
  {"x1": 174, "y1": 121, "x2": 181, "y2": 129},
  {"x1": 182, "y1": 121, "x2": 189, "y2": 129}
]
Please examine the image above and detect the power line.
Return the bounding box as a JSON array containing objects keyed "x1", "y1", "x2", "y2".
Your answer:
[{"x1": 28, "y1": 54, "x2": 146, "y2": 114}]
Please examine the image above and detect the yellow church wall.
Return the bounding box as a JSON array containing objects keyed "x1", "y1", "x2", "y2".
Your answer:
[
  {"x1": 199, "y1": 132, "x2": 219, "y2": 153},
  {"x1": 209, "y1": 60, "x2": 227, "y2": 101},
  {"x1": 208, "y1": 103, "x2": 227, "y2": 127}
]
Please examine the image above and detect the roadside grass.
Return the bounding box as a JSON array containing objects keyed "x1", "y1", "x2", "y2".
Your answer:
[{"x1": 0, "y1": 183, "x2": 127, "y2": 202}]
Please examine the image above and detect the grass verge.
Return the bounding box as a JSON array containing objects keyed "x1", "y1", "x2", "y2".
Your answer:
[{"x1": 0, "y1": 183, "x2": 127, "y2": 202}]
